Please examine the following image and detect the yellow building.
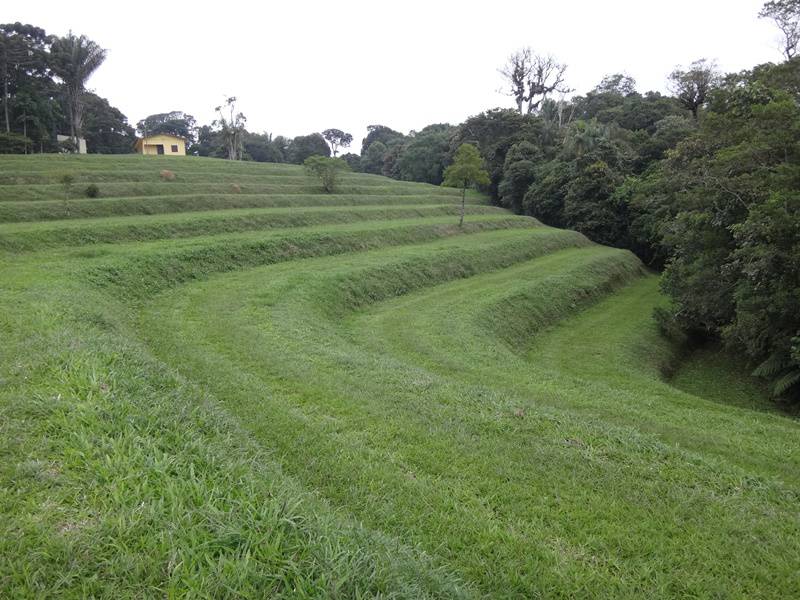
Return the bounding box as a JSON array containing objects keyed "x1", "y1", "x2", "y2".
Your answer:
[{"x1": 135, "y1": 134, "x2": 187, "y2": 156}]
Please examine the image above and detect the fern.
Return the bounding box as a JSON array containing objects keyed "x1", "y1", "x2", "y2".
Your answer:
[
  {"x1": 773, "y1": 369, "x2": 800, "y2": 397},
  {"x1": 752, "y1": 352, "x2": 788, "y2": 378}
]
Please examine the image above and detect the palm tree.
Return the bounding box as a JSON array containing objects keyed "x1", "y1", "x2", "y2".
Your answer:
[
  {"x1": 51, "y1": 32, "x2": 106, "y2": 148},
  {"x1": 565, "y1": 119, "x2": 606, "y2": 158}
]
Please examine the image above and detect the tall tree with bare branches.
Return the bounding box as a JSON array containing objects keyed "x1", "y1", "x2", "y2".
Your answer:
[
  {"x1": 499, "y1": 47, "x2": 532, "y2": 114},
  {"x1": 50, "y1": 32, "x2": 106, "y2": 147},
  {"x1": 213, "y1": 96, "x2": 246, "y2": 160},
  {"x1": 500, "y1": 48, "x2": 570, "y2": 115}
]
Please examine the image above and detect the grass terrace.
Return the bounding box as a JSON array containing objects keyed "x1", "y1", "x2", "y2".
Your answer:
[{"x1": 1, "y1": 155, "x2": 798, "y2": 598}]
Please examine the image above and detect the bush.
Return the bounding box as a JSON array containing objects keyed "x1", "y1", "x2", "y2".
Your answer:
[
  {"x1": 160, "y1": 169, "x2": 176, "y2": 181},
  {"x1": 653, "y1": 306, "x2": 688, "y2": 345},
  {"x1": 303, "y1": 156, "x2": 350, "y2": 193},
  {"x1": 59, "y1": 138, "x2": 78, "y2": 154}
]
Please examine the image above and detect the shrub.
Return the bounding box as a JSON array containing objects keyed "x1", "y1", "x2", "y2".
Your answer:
[
  {"x1": 160, "y1": 169, "x2": 176, "y2": 181},
  {"x1": 303, "y1": 156, "x2": 350, "y2": 193},
  {"x1": 85, "y1": 184, "x2": 101, "y2": 198},
  {"x1": 59, "y1": 138, "x2": 78, "y2": 154}
]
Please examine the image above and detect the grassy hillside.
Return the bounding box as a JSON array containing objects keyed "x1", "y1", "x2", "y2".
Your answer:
[{"x1": 1, "y1": 155, "x2": 798, "y2": 598}]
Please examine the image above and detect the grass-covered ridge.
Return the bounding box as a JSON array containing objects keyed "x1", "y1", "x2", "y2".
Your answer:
[{"x1": 1, "y1": 154, "x2": 798, "y2": 598}]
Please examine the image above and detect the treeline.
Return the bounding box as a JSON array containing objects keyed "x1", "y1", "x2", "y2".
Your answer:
[
  {"x1": 464, "y1": 56, "x2": 797, "y2": 403},
  {"x1": 343, "y1": 5, "x2": 800, "y2": 403},
  {"x1": 0, "y1": 23, "x2": 134, "y2": 154}
]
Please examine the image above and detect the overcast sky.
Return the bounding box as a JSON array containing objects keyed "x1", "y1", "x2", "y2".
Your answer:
[{"x1": 8, "y1": 0, "x2": 783, "y2": 149}]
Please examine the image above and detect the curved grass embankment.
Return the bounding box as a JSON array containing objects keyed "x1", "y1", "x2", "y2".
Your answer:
[{"x1": 1, "y1": 154, "x2": 798, "y2": 598}]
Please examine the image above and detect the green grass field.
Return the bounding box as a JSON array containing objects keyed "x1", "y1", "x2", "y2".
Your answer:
[{"x1": 1, "y1": 155, "x2": 798, "y2": 598}]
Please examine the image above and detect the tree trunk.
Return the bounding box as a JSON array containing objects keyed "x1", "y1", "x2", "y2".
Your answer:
[
  {"x1": 2, "y1": 60, "x2": 9, "y2": 133},
  {"x1": 459, "y1": 185, "x2": 466, "y2": 227},
  {"x1": 68, "y1": 94, "x2": 76, "y2": 146}
]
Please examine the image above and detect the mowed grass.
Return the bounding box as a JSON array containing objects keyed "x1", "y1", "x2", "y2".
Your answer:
[{"x1": 1, "y1": 154, "x2": 798, "y2": 598}]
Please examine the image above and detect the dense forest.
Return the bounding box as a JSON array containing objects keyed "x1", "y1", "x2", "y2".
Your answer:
[{"x1": 1, "y1": 1, "x2": 799, "y2": 402}]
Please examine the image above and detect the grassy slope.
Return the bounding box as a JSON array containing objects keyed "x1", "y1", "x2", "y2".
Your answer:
[{"x1": 1, "y1": 155, "x2": 798, "y2": 598}]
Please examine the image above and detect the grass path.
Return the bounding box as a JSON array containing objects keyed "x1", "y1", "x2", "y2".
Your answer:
[{"x1": 139, "y1": 234, "x2": 800, "y2": 598}]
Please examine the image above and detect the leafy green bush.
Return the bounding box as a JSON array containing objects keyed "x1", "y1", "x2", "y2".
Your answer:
[
  {"x1": 303, "y1": 156, "x2": 349, "y2": 193},
  {"x1": 58, "y1": 138, "x2": 78, "y2": 154},
  {"x1": 85, "y1": 184, "x2": 101, "y2": 198}
]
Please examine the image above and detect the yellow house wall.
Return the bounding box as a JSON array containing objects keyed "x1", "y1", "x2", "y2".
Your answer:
[{"x1": 139, "y1": 135, "x2": 186, "y2": 155}]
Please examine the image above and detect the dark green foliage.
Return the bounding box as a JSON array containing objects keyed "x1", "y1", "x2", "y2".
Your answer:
[
  {"x1": 136, "y1": 111, "x2": 196, "y2": 145},
  {"x1": 747, "y1": 56, "x2": 800, "y2": 100},
  {"x1": 193, "y1": 125, "x2": 225, "y2": 157},
  {"x1": 360, "y1": 124, "x2": 404, "y2": 155},
  {"x1": 82, "y1": 93, "x2": 135, "y2": 154},
  {"x1": 564, "y1": 160, "x2": 627, "y2": 246},
  {"x1": 643, "y1": 62, "x2": 800, "y2": 400},
  {"x1": 380, "y1": 139, "x2": 405, "y2": 179},
  {"x1": 573, "y1": 83, "x2": 687, "y2": 134},
  {"x1": 361, "y1": 141, "x2": 387, "y2": 174},
  {"x1": 340, "y1": 152, "x2": 361, "y2": 172},
  {"x1": 0, "y1": 131, "x2": 32, "y2": 153},
  {"x1": 84, "y1": 183, "x2": 100, "y2": 198},
  {"x1": 288, "y1": 133, "x2": 330, "y2": 164},
  {"x1": 451, "y1": 109, "x2": 542, "y2": 200},
  {"x1": 498, "y1": 141, "x2": 540, "y2": 213},
  {"x1": 523, "y1": 159, "x2": 570, "y2": 227},
  {"x1": 633, "y1": 115, "x2": 696, "y2": 168},
  {"x1": 396, "y1": 124, "x2": 454, "y2": 185},
  {"x1": 521, "y1": 117, "x2": 633, "y2": 248},
  {"x1": 243, "y1": 131, "x2": 285, "y2": 163},
  {"x1": 726, "y1": 193, "x2": 800, "y2": 396},
  {"x1": 0, "y1": 24, "x2": 61, "y2": 153}
]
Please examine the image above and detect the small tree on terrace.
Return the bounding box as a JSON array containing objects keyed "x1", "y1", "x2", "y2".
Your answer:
[
  {"x1": 442, "y1": 144, "x2": 489, "y2": 227},
  {"x1": 304, "y1": 155, "x2": 349, "y2": 193},
  {"x1": 322, "y1": 128, "x2": 353, "y2": 156}
]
